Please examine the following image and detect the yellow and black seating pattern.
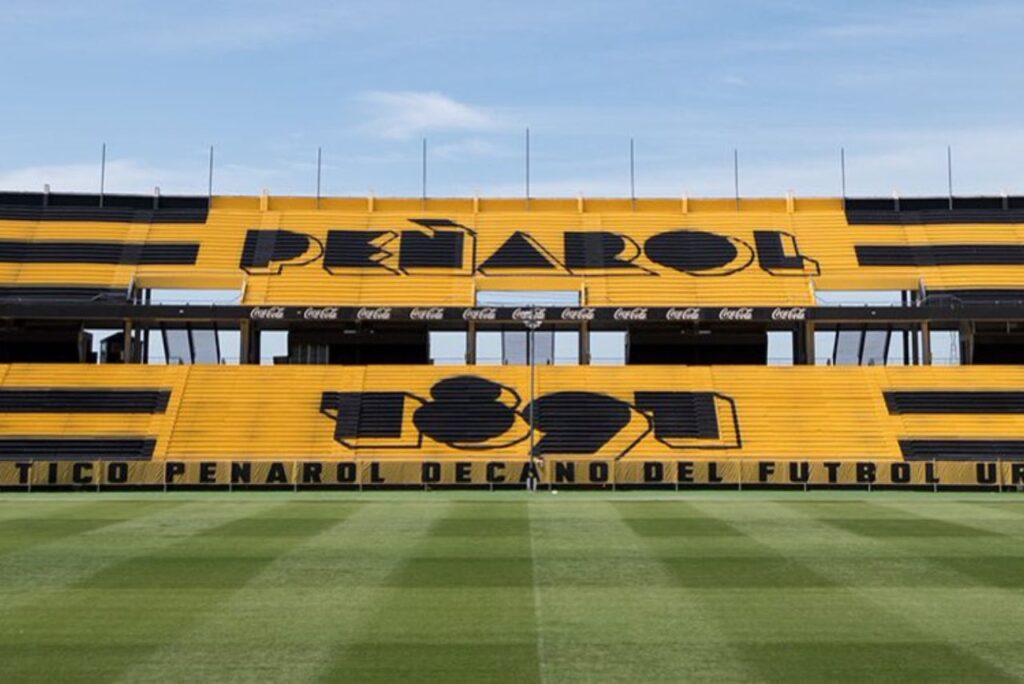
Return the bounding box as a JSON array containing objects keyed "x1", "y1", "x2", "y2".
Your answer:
[
  {"x1": 2, "y1": 193, "x2": 1024, "y2": 306},
  {"x1": 0, "y1": 364, "x2": 1021, "y2": 463}
]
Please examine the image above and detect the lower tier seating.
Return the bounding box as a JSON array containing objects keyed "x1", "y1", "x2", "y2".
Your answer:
[{"x1": 0, "y1": 364, "x2": 1023, "y2": 487}]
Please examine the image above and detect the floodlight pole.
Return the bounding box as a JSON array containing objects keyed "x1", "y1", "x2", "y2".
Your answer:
[
  {"x1": 528, "y1": 325, "x2": 537, "y2": 492},
  {"x1": 840, "y1": 147, "x2": 847, "y2": 204},
  {"x1": 947, "y1": 145, "x2": 953, "y2": 210},
  {"x1": 99, "y1": 143, "x2": 106, "y2": 207},
  {"x1": 630, "y1": 138, "x2": 636, "y2": 209},
  {"x1": 316, "y1": 146, "x2": 323, "y2": 208},
  {"x1": 421, "y1": 138, "x2": 427, "y2": 206},
  {"x1": 207, "y1": 146, "x2": 215, "y2": 199},
  {"x1": 525, "y1": 127, "x2": 531, "y2": 207},
  {"x1": 733, "y1": 148, "x2": 740, "y2": 210}
]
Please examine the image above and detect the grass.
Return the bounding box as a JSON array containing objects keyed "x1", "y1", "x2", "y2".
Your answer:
[{"x1": 0, "y1": 490, "x2": 1023, "y2": 682}]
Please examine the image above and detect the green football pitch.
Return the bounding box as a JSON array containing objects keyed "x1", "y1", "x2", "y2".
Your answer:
[{"x1": 1, "y1": 491, "x2": 1023, "y2": 682}]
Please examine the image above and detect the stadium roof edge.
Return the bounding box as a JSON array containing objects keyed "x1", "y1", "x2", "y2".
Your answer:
[
  {"x1": 211, "y1": 194, "x2": 845, "y2": 213},
  {"x1": 3, "y1": 189, "x2": 1023, "y2": 215}
]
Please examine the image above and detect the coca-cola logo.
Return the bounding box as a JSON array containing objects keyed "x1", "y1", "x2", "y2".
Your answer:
[
  {"x1": 249, "y1": 306, "x2": 285, "y2": 320},
  {"x1": 771, "y1": 307, "x2": 807, "y2": 321},
  {"x1": 463, "y1": 307, "x2": 497, "y2": 321},
  {"x1": 356, "y1": 307, "x2": 392, "y2": 321},
  {"x1": 560, "y1": 307, "x2": 595, "y2": 321},
  {"x1": 512, "y1": 307, "x2": 546, "y2": 321},
  {"x1": 410, "y1": 307, "x2": 445, "y2": 321},
  {"x1": 666, "y1": 307, "x2": 701, "y2": 321},
  {"x1": 614, "y1": 307, "x2": 648, "y2": 321},
  {"x1": 302, "y1": 307, "x2": 339, "y2": 321},
  {"x1": 718, "y1": 307, "x2": 753, "y2": 321}
]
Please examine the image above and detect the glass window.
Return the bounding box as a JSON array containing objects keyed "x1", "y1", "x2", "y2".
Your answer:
[
  {"x1": 833, "y1": 329, "x2": 862, "y2": 366},
  {"x1": 767, "y1": 331, "x2": 793, "y2": 366},
  {"x1": 590, "y1": 331, "x2": 626, "y2": 365},
  {"x1": 476, "y1": 331, "x2": 503, "y2": 365},
  {"x1": 475, "y1": 329, "x2": 578, "y2": 365},
  {"x1": 261, "y1": 331, "x2": 288, "y2": 365},
  {"x1": 930, "y1": 330, "x2": 961, "y2": 365},
  {"x1": 429, "y1": 331, "x2": 467, "y2": 365},
  {"x1": 814, "y1": 290, "x2": 906, "y2": 306},
  {"x1": 530, "y1": 331, "x2": 555, "y2": 365},
  {"x1": 146, "y1": 288, "x2": 243, "y2": 305},
  {"x1": 861, "y1": 330, "x2": 890, "y2": 366},
  {"x1": 163, "y1": 329, "x2": 191, "y2": 365},
  {"x1": 554, "y1": 331, "x2": 579, "y2": 365},
  {"x1": 502, "y1": 331, "x2": 528, "y2": 365},
  {"x1": 475, "y1": 290, "x2": 581, "y2": 306},
  {"x1": 191, "y1": 329, "x2": 220, "y2": 364}
]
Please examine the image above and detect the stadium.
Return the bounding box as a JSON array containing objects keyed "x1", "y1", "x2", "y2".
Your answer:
[
  {"x1": 1, "y1": 188, "x2": 1023, "y2": 681},
  {"x1": 0, "y1": 190, "x2": 1023, "y2": 489}
]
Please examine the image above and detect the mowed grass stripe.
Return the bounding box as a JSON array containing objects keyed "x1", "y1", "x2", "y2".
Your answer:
[
  {"x1": 817, "y1": 499, "x2": 1024, "y2": 591},
  {"x1": 965, "y1": 501, "x2": 1024, "y2": 518},
  {"x1": 615, "y1": 499, "x2": 852, "y2": 680},
  {"x1": 525, "y1": 501, "x2": 547, "y2": 684},
  {"x1": 0, "y1": 501, "x2": 341, "y2": 682},
  {"x1": 800, "y1": 498, "x2": 1024, "y2": 678},
  {"x1": 0, "y1": 500, "x2": 185, "y2": 557},
  {"x1": 321, "y1": 501, "x2": 541, "y2": 683},
  {"x1": 1, "y1": 492, "x2": 1022, "y2": 683},
  {"x1": 871, "y1": 497, "x2": 1024, "y2": 539},
  {"x1": 786, "y1": 496, "x2": 1018, "y2": 537},
  {"x1": 117, "y1": 501, "x2": 445, "y2": 683},
  {"x1": 0, "y1": 500, "x2": 197, "y2": 613},
  {"x1": 0, "y1": 498, "x2": 115, "y2": 523},
  {"x1": 528, "y1": 499, "x2": 752, "y2": 682},
  {"x1": 782, "y1": 499, "x2": 1024, "y2": 588},
  {"x1": 697, "y1": 500, "x2": 1021, "y2": 681},
  {"x1": 616, "y1": 500, "x2": 839, "y2": 589}
]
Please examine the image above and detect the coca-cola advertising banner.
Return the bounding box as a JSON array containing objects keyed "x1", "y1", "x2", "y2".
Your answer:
[{"x1": 247, "y1": 305, "x2": 809, "y2": 324}]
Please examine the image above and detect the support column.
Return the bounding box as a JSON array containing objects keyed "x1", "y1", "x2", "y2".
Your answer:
[
  {"x1": 123, "y1": 320, "x2": 134, "y2": 363},
  {"x1": 959, "y1": 321, "x2": 974, "y2": 365},
  {"x1": 902, "y1": 292, "x2": 911, "y2": 365},
  {"x1": 921, "y1": 321, "x2": 932, "y2": 365},
  {"x1": 239, "y1": 320, "x2": 252, "y2": 364},
  {"x1": 579, "y1": 322, "x2": 590, "y2": 364},
  {"x1": 908, "y1": 291, "x2": 921, "y2": 365},
  {"x1": 141, "y1": 290, "x2": 151, "y2": 363},
  {"x1": 801, "y1": 322, "x2": 815, "y2": 365},
  {"x1": 250, "y1": 325, "x2": 261, "y2": 364},
  {"x1": 465, "y1": 322, "x2": 476, "y2": 364}
]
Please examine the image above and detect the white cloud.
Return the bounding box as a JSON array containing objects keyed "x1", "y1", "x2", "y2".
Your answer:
[
  {"x1": 722, "y1": 2, "x2": 1024, "y2": 57},
  {"x1": 0, "y1": 2, "x2": 385, "y2": 53},
  {"x1": 820, "y1": 3, "x2": 1024, "y2": 41},
  {"x1": 355, "y1": 91, "x2": 499, "y2": 140},
  {"x1": 136, "y1": 9, "x2": 351, "y2": 52}
]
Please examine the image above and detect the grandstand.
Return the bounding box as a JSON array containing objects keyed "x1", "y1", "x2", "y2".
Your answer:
[{"x1": 1, "y1": 189, "x2": 1024, "y2": 489}]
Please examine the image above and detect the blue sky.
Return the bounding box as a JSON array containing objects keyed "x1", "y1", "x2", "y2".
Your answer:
[{"x1": 2, "y1": 0, "x2": 1023, "y2": 198}]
